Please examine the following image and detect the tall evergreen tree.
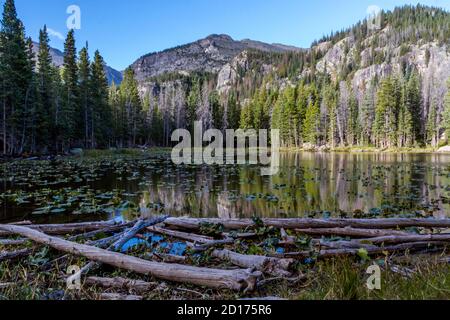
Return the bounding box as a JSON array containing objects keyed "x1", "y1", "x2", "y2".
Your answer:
[
  {"x1": 120, "y1": 68, "x2": 142, "y2": 146},
  {"x1": 90, "y1": 50, "x2": 110, "y2": 147},
  {"x1": 78, "y1": 44, "x2": 91, "y2": 147},
  {"x1": 61, "y1": 29, "x2": 78, "y2": 150},
  {"x1": 0, "y1": 0, "x2": 30, "y2": 154},
  {"x1": 443, "y1": 78, "x2": 450, "y2": 142}
]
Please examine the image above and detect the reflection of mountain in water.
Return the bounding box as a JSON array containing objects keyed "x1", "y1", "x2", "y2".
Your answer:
[{"x1": 136, "y1": 153, "x2": 450, "y2": 219}]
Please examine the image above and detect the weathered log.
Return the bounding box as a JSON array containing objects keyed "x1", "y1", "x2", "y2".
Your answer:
[
  {"x1": 100, "y1": 293, "x2": 143, "y2": 300},
  {"x1": 85, "y1": 276, "x2": 157, "y2": 292},
  {"x1": 0, "y1": 224, "x2": 261, "y2": 291},
  {"x1": 114, "y1": 216, "x2": 168, "y2": 251},
  {"x1": 68, "y1": 221, "x2": 135, "y2": 242},
  {"x1": 0, "y1": 220, "x2": 121, "y2": 237},
  {"x1": 164, "y1": 218, "x2": 450, "y2": 230},
  {"x1": 0, "y1": 238, "x2": 27, "y2": 246},
  {"x1": 319, "y1": 234, "x2": 450, "y2": 250},
  {"x1": 0, "y1": 282, "x2": 14, "y2": 289},
  {"x1": 354, "y1": 234, "x2": 450, "y2": 245},
  {"x1": 276, "y1": 241, "x2": 449, "y2": 259},
  {"x1": 76, "y1": 216, "x2": 169, "y2": 278},
  {"x1": 153, "y1": 253, "x2": 187, "y2": 264},
  {"x1": 147, "y1": 226, "x2": 213, "y2": 244},
  {"x1": 211, "y1": 249, "x2": 294, "y2": 277},
  {"x1": 0, "y1": 248, "x2": 33, "y2": 262},
  {"x1": 7, "y1": 221, "x2": 32, "y2": 226},
  {"x1": 296, "y1": 227, "x2": 411, "y2": 238}
]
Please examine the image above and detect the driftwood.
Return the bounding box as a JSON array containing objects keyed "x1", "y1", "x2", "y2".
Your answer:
[
  {"x1": 296, "y1": 227, "x2": 410, "y2": 238},
  {"x1": 114, "y1": 216, "x2": 168, "y2": 251},
  {"x1": 0, "y1": 224, "x2": 261, "y2": 291},
  {"x1": 0, "y1": 239, "x2": 27, "y2": 246},
  {"x1": 68, "y1": 221, "x2": 135, "y2": 242},
  {"x1": 76, "y1": 216, "x2": 169, "y2": 278},
  {"x1": 85, "y1": 276, "x2": 157, "y2": 292},
  {"x1": 7, "y1": 221, "x2": 32, "y2": 226},
  {"x1": 0, "y1": 248, "x2": 33, "y2": 262},
  {"x1": 153, "y1": 253, "x2": 187, "y2": 264},
  {"x1": 0, "y1": 282, "x2": 14, "y2": 289},
  {"x1": 354, "y1": 234, "x2": 450, "y2": 245},
  {"x1": 275, "y1": 241, "x2": 449, "y2": 259},
  {"x1": 164, "y1": 218, "x2": 450, "y2": 231},
  {"x1": 147, "y1": 226, "x2": 213, "y2": 244},
  {"x1": 211, "y1": 249, "x2": 294, "y2": 277},
  {"x1": 100, "y1": 293, "x2": 143, "y2": 300},
  {"x1": 0, "y1": 220, "x2": 121, "y2": 237}
]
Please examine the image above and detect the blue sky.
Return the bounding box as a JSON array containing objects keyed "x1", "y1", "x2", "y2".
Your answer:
[{"x1": 6, "y1": 0, "x2": 450, "y2": 70}]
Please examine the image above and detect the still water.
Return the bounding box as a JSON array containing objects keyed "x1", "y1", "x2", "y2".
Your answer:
[{"x1": 1, "y1": 152, "x2": 449, "y2": 223}]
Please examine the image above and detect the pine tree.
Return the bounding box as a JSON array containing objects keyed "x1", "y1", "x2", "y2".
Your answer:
[
  {"x1": 90, "y1": 50, "x2": 110, "y2": 147},
  {"x1": 35, "y1": 25, "x2": 54, "y2": 152},
  {"x1": 186, "y1": 78, "x2": 200, "y2": 133},
  {"x1": 303, "y1": 100, "x2": 320, "y2": 145},
  {"x1": 78, "y1": 44, "x2": 91, "y2": 147},
  {"x1": 405, "y1": 71, "x2": 422, "y2": 144},
  {"x1": 209, "y1": 90, "x2": 223, "y2": 130},
  {"x1": 443, "y1": 78, "x2": 450, "y2": 142},
  {"x1": 120, "y1": 68, "x2": 142, "y2": 146},
  {"x1": 61, "y1": 29, "x2": 78, "y2": 150},
  {"x1": 226, "y1": 91, "x2": 240, "y2": 129},
  {"x1": 360, "y1": 85, "x2": 375, "y2": 146},
  {"x1": 0, "y1": 0, "x2": 30, "y2": 154},
  {"x1": 426, "y1": 100, "x2": 438, "y2": 147}
]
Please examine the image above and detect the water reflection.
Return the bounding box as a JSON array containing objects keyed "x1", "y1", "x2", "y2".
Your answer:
[{"x1": 135, "y1": 152, "x2": 450, "y2": 219}]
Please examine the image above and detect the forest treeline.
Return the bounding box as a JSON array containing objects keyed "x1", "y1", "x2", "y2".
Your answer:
[
  {"x1": 0, "y1": 0, "x2": 155, "y2": 155},
  {"x1": 1, "y1": 0, "x2": 450, "y2": 155}
]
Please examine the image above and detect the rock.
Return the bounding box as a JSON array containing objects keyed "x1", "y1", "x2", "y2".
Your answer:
[
  {"x1": 69, "y1": 148, "x2": 83, "y2": 156},
  {"x1": 437, "y1": 146, "x2": 450, "y2": 153}
]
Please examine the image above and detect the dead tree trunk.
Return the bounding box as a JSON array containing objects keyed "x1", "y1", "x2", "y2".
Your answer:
[{"x1": 0, "y1": 224, "x2": 261, "y2": 292}]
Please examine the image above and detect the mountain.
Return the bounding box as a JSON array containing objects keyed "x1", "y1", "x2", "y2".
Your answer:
[
  {"x1": 130, "y1": 34, "x2": 303, "y2": 81},
  {"x1": 31, "y1": 42, "x2": 123, "y2": 84},
  {"x1": 127, "y1": 5, "x2": 450, "y2": 148}
]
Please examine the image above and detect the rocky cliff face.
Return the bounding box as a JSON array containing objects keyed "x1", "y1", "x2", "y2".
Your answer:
[
  {"x1": 130, "y1": 34, "x2": 302, "y2": 82},
  {"x1": 31, "y1": 42, "x2": 123, "y2": 85},
  {"x1": 312, "y1": 32, "x2": 450, "y2": 113}
]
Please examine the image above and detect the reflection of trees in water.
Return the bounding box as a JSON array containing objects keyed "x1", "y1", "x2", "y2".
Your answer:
[{"x1": 136, "y1": 153, "x2": 449, "y2": 218}]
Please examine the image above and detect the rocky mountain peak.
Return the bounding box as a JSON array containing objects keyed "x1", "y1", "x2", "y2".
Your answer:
[{"x1": 130, "y1": 34, "x2": 302, "y2": 82}]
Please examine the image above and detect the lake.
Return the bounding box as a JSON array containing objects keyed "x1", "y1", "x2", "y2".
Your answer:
[{"x1": 1, "y1": 152, "x2": 449, "y2": 224}]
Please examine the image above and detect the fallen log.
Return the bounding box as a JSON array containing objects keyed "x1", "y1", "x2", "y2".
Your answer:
[
  {"x1": 0, "y1": 238, "x2": 27, "y2": 246},
  {"x1": 0, "y1": 224, "x2": 261, "y2": 292},
  {"x1": 0, "y1": 248, "x2": 33, "y2": 262},
  {"x1": 275, "y1": 241, "x2": 449, "y2": 259},
  {"x1": 68, "y1": 221, "x2": 135, "y2": 242},
  {"x1": 296, "y1": 227, "x2": 411, "y2": 238},
  {"x1": 7, "y1": 221, "x2": 32, "y2": 226},
  {"x1": 100, "y1": 293, "x2": 143, "y2": 300},
  {"x1": 153, "y1": 253, "x2": 187, "y2": 264},
  {"x1": 76, "y1": 216, "x2": 169, "y2": 278},
  {"x1": 164, "y1": 218, "x2": 450, "y2": 231},
  {"x1": 0, "y1": 282, "x2": 14, "y2": 289},
  {"x1": 147, "y1": 226, "x2": 213, "y2": 244},
  {"x1": 211, "y1": 249, "x2": 294, "y2": 277},
  {"x1": 85, "y1": 276, "x2": 157, "y2": 293},
  {"x1": 354, "y1": 234, "x2": 450, "y2": 245},
  {"x1": 0, "y1": 220, "x2": 121, "y2": 237}
]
